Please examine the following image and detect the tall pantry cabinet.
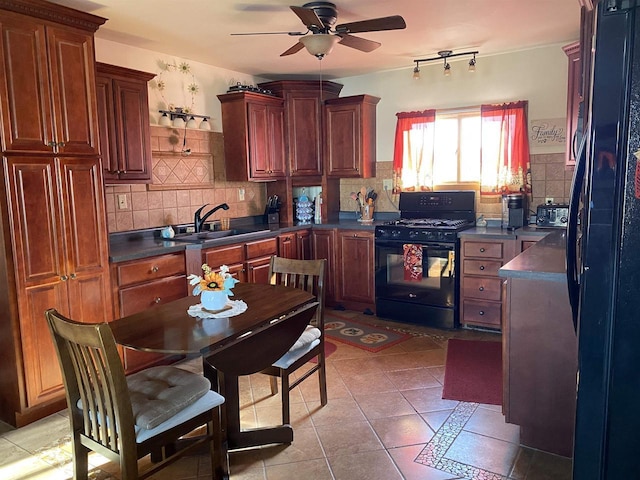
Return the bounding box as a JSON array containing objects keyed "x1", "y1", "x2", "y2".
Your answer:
[{"x1": 0, "y1": 0, "x2": 111, "y2": 427}]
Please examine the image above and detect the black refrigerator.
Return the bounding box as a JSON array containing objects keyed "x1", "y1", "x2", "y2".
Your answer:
[{"x1": 567, "y1": 1, "x2": 640, "y2": 478}]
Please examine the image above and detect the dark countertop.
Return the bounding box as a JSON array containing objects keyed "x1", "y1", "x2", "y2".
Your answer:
[
  {"x1": 499, "y1": 229, "x2": 567, "y2": 282},
  {"x1": 458, "y1": 226, "x2": 518, "y2": 239},
  {"x1": 109, "y1": 220, "x2": 381, "y2": 263}
]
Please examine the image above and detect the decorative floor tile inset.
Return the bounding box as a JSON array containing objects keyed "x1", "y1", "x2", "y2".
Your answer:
[{"x1": 414, "y1": 402, "x2": 510, "y2": 480}]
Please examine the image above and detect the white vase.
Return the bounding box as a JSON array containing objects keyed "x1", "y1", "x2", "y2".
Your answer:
[{"x1": 200, "y1": 290, "x2": 228, "y2": 311}]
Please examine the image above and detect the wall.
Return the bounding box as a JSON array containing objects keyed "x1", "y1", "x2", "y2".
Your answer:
[
  {"x1": 336, "y1": 44, "x2": 575, "y2": 219},
  {"x1": 97, "y1": 39, "x2": 575, "y2": 229}
]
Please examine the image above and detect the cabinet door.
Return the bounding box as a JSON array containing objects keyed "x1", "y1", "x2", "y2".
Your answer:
[
  {"x1": 46, "y1": 25, "x2": 99, "y2": 155},
  {"x1": 0, "y1": 13, "x2": 54, "y2": 153},
  {"x1": 312, "y1": 229, "x2": 336, "y2": 303},
  {"x1": 111, "y1": 77, "x2": 153, "y2": 180},
  {"x1": 297, "y1": 229, "x2": 312, "y2": 260},
  {"x1": 96, "y1": 73, "x2": 118, "y2": 179},
  {"x1": 325, "y1": 103, "x2": 361, "y2": 177},
  {"x1": 288, "y1": 93, "x2": 322, "y2": 176},
  {"x1": 278, "y1": 233, "x2": 297, "y2": 259},
  {"x1": 563, "y1": 42, "x2": 581, "y2": 166},
  {"x1": 246, "y1": 256, "x2": 272, "y2": 284},
  {"x1": 248, "y1": 102, "x2": 285, "y2": 180},
  {"x1": 336, "y1": 230, "x2": 374, "y2": 304},
  {"x1": 59, "y1": 157, "x2": 113, "y2": 323}
]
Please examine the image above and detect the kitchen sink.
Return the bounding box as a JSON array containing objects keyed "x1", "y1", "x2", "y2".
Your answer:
[{"x1": 171, "y1": 227, "x2": 269, "y2": 243}]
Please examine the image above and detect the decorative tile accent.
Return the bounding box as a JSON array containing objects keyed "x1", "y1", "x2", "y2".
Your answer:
[{"x1": 415, "y1": 402, "x2": 510, "y2": 480}]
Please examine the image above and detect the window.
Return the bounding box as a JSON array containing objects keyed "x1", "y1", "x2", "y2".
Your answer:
[{"x1": 393, "y1": 102, "x2": 530, "y2": 197}]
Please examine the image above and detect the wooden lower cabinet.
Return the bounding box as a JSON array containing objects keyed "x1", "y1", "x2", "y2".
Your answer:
[
  {"x1": 199, "y1": 237, "x2": 277, "y2": 285},
  {"x1": 112, "y1": 252, "x2": 187, "y2": 372},
  {"x1": 460, "y1": 237, "x2": 516, "y2": 330},
  {"x1": 312, "y1": 229, "x2": 336, "y2": 304},
  {"x1": 335, "y1": 230, "x2": 375, "y2": 311},
  {"x1": 277, "y1": 228, "x2": 312, "y2": 260}
]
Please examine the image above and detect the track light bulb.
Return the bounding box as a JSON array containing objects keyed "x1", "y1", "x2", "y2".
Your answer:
[
  {"x1": 469, "y1": 56, "x2": 476, "y2": 72},
  {"x1": 413, "y1": 64, "x2": 420, "y2": 80},
  {"x1": 444, "y1": 63, "x2": 451, "y2": 76}
]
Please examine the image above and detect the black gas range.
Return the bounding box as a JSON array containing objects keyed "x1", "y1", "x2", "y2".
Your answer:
[{"x1": 374, "y1": 191, "x2": 476, "y2": 329}]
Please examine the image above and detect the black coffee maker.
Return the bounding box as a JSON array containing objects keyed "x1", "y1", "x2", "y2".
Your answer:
[{"x1": 502, "y1": 193, "x2": 526, "y2": 229}]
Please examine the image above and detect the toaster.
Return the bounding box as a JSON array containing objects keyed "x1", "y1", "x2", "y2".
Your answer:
[{"x1": 536, "y1": 204, "x2": 569, "y2": 228}]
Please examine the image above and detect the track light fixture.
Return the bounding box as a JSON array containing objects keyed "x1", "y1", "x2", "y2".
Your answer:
[{"x1": 412, "y1": 50, "x2": 479, "y2": 78}]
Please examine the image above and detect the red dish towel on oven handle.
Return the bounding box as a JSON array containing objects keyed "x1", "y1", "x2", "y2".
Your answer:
[{"x1": 403, "y1": 244, "x2": 423, "y2": 281}]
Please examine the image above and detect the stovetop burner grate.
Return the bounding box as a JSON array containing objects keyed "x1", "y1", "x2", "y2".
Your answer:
[{"x1": 383, "y1": 218, "x2": 474, "y2": 229}]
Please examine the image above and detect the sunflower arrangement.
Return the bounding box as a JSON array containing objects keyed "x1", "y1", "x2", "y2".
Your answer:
[{"x1": 188, "y1": 264, "x2": 238, "y2": 296}]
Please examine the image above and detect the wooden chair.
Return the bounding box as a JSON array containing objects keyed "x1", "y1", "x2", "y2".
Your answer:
[
  {"x1": 45, "y1": 309, "x2": 228, "y2": 480},
  {"x1": 261, "y1": 256, "x2": 327, "y2": 425}
]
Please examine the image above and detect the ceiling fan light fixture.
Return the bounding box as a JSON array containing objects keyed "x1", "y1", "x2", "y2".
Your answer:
[{"x1": 300, "y1": 34, "x2": 340, "y2": 58}]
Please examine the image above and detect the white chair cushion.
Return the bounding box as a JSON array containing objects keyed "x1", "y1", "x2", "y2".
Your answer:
[
  {"x1": 127, "y1": 366, "x2": 213, "y2": 430},
  {"x1": 135, "y1": 389, "x2": 224, "y2": 443},
  {"x1": 290, "y1": 325, "x2": 321, "y2": 351},
  {"x1": 273, "y1": 338, "x2": 321, "y2": 369}
]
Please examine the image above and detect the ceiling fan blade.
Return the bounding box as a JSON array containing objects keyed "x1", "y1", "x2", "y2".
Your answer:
[
  {"x1": 337, "y1": 34, "x2": 381, "y2": 53},
  {"x1": 290, "y1": 5, "x2": 325, "y2": 30},
  {"x1": 231, "y1": 31, "x2": 306, "y2": 36},
  {"x1": 280, "y1": 42, "x2": 305, "y2": 57},
  {"x1": 335, "y1": 15, "x2": 406, "y2": 34}
]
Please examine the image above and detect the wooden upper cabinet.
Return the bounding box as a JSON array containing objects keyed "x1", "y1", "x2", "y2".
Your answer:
[
  {"x1": 218, "y1": 91, "x2": 286, "y2": 182},
  {"x1": 96, "y1": 63, "x2": 155, "y2": 183},
  {"x1": 258, "y1": 80, "x2": 343, "y2": 178},
  {"x1": 325, "y1": 95, "x2": 379, "y2": 178},
  {"x1": 0, "y1": 12, "x2": 101, "y2": 155}
]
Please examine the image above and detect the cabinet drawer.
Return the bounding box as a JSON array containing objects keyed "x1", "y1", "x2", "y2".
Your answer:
[
  {"x1": 245, "y1": 237, "x2": 277, "y2": 259},
  {"x1": 463, "y1": 299, "x2": 502, "y2": 327},
  {"x1": 463, "y1": 241, "x2": 504, "y2": 259},
  {"x1": 203, "y1": 244, "x2": 244, "y2": 266},
  {"x1": 116, "y1": 253, "x2": 185, "y2": 287},
  {"x1": 119, "y1": 275, "x2": 187, "y2": 315},
  {"x1": 463, "y1": 277, "x2": 502, "y2": 301},
  {"x1": 463, "y1": 259, "x2": 503, "y2": 276}
]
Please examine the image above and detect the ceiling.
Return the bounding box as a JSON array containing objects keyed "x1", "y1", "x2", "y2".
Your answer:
[{"x1": 51, "y1": 0, "x2": 581, "y2": 80}]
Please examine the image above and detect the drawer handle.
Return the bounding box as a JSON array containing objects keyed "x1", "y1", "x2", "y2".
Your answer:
[
  {"x1": 154, "y1": 297, "x2": 161, "y2": 304},
  {"x1": 478, "y1": 286, "x2": 485, "y2": 292},
  {"x1": 480, "y1": 248, "x2": 486, "y2": 253},
  {"x1": 479, "y1": 265, "x2": 485, "y2": 270},
  {"x1": 479, "y1": 310, "x2": 485, "y2": 316},
  {"x1": 151, "y1": 265, "x2": 159, "y2": 273}
]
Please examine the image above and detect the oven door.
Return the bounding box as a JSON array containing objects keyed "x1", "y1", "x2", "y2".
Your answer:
[{"x1": 375, "y1": 239, "x2": 457, "y2": 308}]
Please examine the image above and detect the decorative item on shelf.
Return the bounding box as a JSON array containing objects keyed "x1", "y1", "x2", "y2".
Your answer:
[
  {"x1": 296, "y1": 188, "x2": 313, "y2": 224},
  {"x1": 158, "y1": 107, "x2": 211, "y2": 130},
  {"x1": 351, "y1": 187, "x2": 377, "y2": 222},
  {"x1": 412, "y1": 50, "x2": 478, "y2": 79},
  {"x1": 188, "y1": 264, "x2": 239, "y2": 312},
  {"x1": 227, "y1": 82, "x2": 274, "y2": 96}
]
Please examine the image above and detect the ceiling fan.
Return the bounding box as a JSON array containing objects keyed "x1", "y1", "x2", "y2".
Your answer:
[{"x1": 231, "y1": 1, "x2": 406, "y2": 58}]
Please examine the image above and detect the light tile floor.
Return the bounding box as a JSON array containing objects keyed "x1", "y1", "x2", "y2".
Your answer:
[{"x1": 0, "y1": 310, "x2": 572, "y2": 480}]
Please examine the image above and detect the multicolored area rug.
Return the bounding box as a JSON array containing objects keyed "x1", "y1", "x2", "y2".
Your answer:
[{"x1": 324, "y1": 312, "x2": 412, "y2": 353}]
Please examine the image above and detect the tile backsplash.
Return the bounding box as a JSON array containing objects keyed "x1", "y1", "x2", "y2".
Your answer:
[{"x1": 105, "y1": 126, "x2": 572, "y2": 232}]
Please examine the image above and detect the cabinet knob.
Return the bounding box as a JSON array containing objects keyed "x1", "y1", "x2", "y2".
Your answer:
[
  {"x1": 70, "y1": 273, "x2": 76, "y2": 279},
  {"x1": 60, "y1": 275, "x2": 68, "y2": 281},
  {"x1": 47, "y1": 141, "x2": 57, "y2": 147},
  {"x1": 152, "y1": 265, "x2": 159, "y2": 273},
  {"x1": 480, "y1": 248, "x2": 485, "y2": 253},
  {"x1": 479, "y1": 310, "x2": 485, "y2": 316},
  {"x1": 57, "y1": 142, "x2": 65, "y2": 147},
  {"x1": 478, "y1": 286, "x2": 484, "y2": 291},
  {"x1": 154, "y1": 297, "x2": 161, "y2": 304},
  {"x1": 479, "y1": 265, "x2": 485, "y2": 270}
]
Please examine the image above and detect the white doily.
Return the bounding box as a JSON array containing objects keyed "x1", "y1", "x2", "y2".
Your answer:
[{"x1": 187, "y1": 299, "x2": 248, "y2": 319}]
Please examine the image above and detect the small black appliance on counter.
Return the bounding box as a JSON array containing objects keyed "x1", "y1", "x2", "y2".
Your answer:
[{"x1": 501, "y1": 193, "x2": 526, "y2": 229}]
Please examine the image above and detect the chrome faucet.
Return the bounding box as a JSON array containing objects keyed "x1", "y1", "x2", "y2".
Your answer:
[{"x1": 194, "y1": 203, "x2": 229, "y2": 233}]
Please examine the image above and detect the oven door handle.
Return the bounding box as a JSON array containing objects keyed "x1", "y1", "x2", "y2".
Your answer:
[{"x1": 374, "y1": 239, "x2": 454, "y2": 250}]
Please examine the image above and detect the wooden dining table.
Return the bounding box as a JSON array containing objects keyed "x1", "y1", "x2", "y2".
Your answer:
[{"x1": 109, "y1": 281, "x2": 315, "y2": 451}]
